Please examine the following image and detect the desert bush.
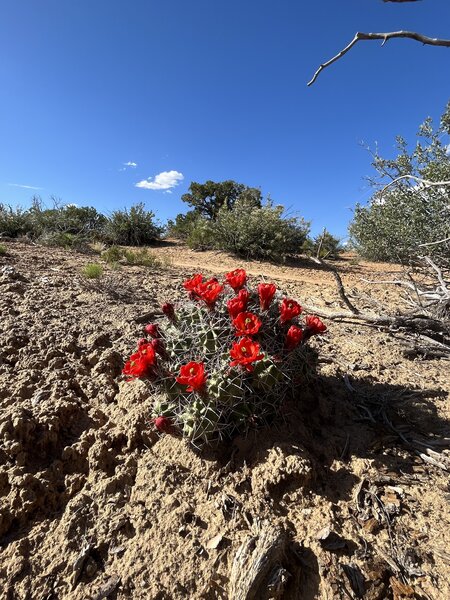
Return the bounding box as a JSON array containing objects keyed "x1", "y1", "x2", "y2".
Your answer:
[
  {"x1": 122, "y1": 248, "x2": 161, "y2": 267},
  {"x1": 82, "y1": 263, "x2": 103, "y2": 278},
  {"x1": 349, "y1": 103, "x2": 450, "y2": 263},
  {"x1": 0, "y1": 204, "x2": 32, "y2": 237},
  {"x1": 212, "y1": 198, "x2": 310, "y2": 262},
  {"x1": 27, "y1": 197, "x2": 107, "y2": 241},
  {"x1": 186, "y1": 217, "x2": 216, "y2": 251},
  {"x1": 303, "y1": 229, "x2": 342, "y2": 260},
  {"x1": 101, "y1": 245, "x2": 170, "y2": 268},
  {"x1": 101, "y1": 245, "x2": 123, "y2": 264},
  {"x1": 166, "y1": 210, "x2": 201, "y2": 240},
  {"x1": 104, "y1": 203, "x2": 163, "y2": 246},
  {"x1": 122, "y1": 269, "x2": 326, "y2": 445},
  {"x1": 0, "y1": 244, "x2": 7, "y2": 255},
  {"x1": 39, "y1": 231, "x2": 87, "y2": 249}
]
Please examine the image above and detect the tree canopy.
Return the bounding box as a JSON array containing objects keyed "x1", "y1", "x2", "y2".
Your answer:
[
  {"x1": 181, "y1": 180, "x2": 262, "y2": 220},
  {"x1": 349, "y1": 103, "x2": 450, "y2": 263}
]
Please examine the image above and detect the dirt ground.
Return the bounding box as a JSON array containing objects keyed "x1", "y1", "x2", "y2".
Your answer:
[{"x1": 0, "y1": 239, "x2": 449, "y2": 600}]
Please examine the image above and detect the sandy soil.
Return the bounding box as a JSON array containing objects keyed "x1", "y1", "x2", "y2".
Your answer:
[{"x1": 0, "y1": 239, "x2": 449, "y2": 600}]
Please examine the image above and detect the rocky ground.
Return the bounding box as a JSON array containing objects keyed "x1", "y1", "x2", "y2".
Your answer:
[{"x1": 0, "y1": 239, "x2": 449, "y2": 600}]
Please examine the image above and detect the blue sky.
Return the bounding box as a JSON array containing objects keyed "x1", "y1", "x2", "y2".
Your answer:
[{"x1": 1, "y1": 0, "x2": 449, "y2": 238}]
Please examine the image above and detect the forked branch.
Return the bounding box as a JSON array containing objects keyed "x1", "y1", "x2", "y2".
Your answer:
[{"x1": 308, "y1": 31, "x2": 450, "y2": 86}]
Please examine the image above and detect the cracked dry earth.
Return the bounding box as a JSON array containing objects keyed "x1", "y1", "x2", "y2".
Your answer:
[{"x1": 0, "y1": 239, "x2": 449, "y2": 600}]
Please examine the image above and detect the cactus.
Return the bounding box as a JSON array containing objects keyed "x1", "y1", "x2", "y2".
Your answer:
[{"x1": 123, "y1": 269, "x2": 326, "y2": 446}]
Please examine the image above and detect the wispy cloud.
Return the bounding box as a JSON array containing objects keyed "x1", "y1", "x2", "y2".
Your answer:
[
  {"x1": 119, "y1": 161, "x2": 138, "y2": 171},
  {"x1": 8, "y1": 183, "x2": 43, "y2": 190},
  {"x1": 135, "y1": 170, "x2": 184, "y2": 191},
  {"x1": 445, "y1": 144, "x2": 450, "y2": 156}
]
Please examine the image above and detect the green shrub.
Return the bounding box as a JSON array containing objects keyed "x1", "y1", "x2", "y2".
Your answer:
[
  {"x1": 82, "y1": 263, "x2": 103, "y2": 278},
  {"x1": 27, "y1": 198, "x2": 107, "y2": 241},
  {"x1": 122, "y1": 248, "x2": 161, "y2": 267},
  {"x1": 212, "y1": 198, "x2": 309, "y2": 262},
  {"x1": 349, "y1": 103, "x2": 450, "y2": 263},
  {"x1": 101, "y1": 245, "x2": 123, "y2": 264},
  {"x1": 0, "y1": 204, "x2": 32, "y2": 237},
  {"x1": 303, "y1": 229, "x2": 342, "y2": 259},
  {"x1": 186, "y1": 217, "x2": 216, "y2": 251},
  {"x1": 0, "y1": 243, "x2": 7, "y2": 255},
  {"x1": 39, "y1": 231, "x2": 83, "y2": 248},
  {"x1": 167, "y1": 210, "x2": 201, "y2": 240},
  {"x1": 104, "y1": 203, "x2": 163, "y2": 246}
]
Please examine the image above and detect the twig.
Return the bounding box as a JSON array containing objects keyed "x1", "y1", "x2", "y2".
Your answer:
[
  {"x1": 311, "y1": 257, "x2": 360, "y2": 315},
  {"x1": 379, "y1": 174, "x2": 450, "y2": 194},
  {"x1": 422, "y1": 256, "x2": 449, "y2": 294},
  {"x1": 308, "y1": 31, "x2": 450, "y2": 86},
  {"x1": 418, "y1": 236, "x2": 450, "y2": 248}
]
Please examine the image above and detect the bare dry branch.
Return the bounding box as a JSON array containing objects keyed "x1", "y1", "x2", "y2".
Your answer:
[
  {"x1": 308, "y1": 31, "x2": 450, "y2": 86},
  {"x1": 422, "y1": 256, "x2": 449, "y2": 294},
  {"x1": 379, "y1": 174, "x2": 450, "y2": 195},
  {"x1": 418, "y1": 236, "x2": 450, "y2": 248},
  {"x1": 229, "y1": 522, "x2": 288, "y2": 600},
  {"x1": 311, "y1": 256, "x2": 360, "y2": 314}
]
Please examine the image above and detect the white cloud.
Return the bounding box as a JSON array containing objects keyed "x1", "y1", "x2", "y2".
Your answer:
[
  {"x1": 445, "y1": 144, "x2": 450, "y2": 156},
  {"x1": 119, "y1": 161, "x2": 138, "y2": 171},
  {"x1": 8, "y1": 183, "x2": 43, "y2": 190},
  {"x1": 135, "y1": 170, "x2": 184, "y2": 191}
]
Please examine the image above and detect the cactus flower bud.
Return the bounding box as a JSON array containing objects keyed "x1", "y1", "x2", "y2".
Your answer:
[
  {"x1": 144, "y1": 323, "x2": 160, "y2": 338},
  {"x1": 153, "y1": 416, "x2": 173, "y2": 433},
  {"x1": 162, "y1": 302, "x2": 176, "y2": 322},
  {"x1": 151, "y1": 338, "x2": 168, "y2": 358}
]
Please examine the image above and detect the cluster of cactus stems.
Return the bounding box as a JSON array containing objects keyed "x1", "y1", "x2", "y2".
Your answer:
[{"x1": 122, "y1": 269, "x2": 326, "y2": 446}]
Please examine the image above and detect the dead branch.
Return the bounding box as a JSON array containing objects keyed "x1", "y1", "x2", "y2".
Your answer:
[
  {"x1": 229, "y1": 522, "x2": 289, "y2": 600},
  {"x1": 308, "y1": 31, "x2": 450, "y2": 86},
  {"x1": 422, "y1": 256, "x2": 449, "y2": 294},
  {"x1": 419, "y1": 236, "x2": 450, "y2": 248},
  {"x1": 379, "y1": 174, "x2": 450, "y2": 192},
  {"x1": 311, "y1": 257, "x2": 360, "y2": 314}
]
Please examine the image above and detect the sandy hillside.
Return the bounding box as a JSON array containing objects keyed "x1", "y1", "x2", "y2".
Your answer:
[{"x1": 0, "y1": 239, "x2": 449, "y2": 600}]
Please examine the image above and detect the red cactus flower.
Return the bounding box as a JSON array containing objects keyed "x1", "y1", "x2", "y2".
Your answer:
[
  {"x1": 196, "y1": 279, "x2": 223, "y2": 307},
  {"x1": 225, "y1": 268, "x2": 247, "y2": 291},
  {"x1": 144, "y1": 323, "x2": 160, "y2": 338},
  {"x1": 137, "y1": 337, "x2": 148, "y2": 348},
  {"x1": 162, "y1": 302, "x2": 176, "y2": 321},
  {"x1": 304, "y1": 315, "x2": 327, "y2": 335},
  {"x1": 230, "y1": 337, "x2": 264, "y2": 372},
  {"x1": 123, "y1": 343, "x2": 156, "y2": 378},
  {"x1": 233, "y1": 312, "x2": 262, "y2": 336},
  {"x1": 183, "y1": 273, "x2": 203, "y2": 292},
  {"x1": 176, "y1": 361, "x2": 207, "y2": 392},
  {"x1": 238, "y1": 288, "x2": 249, "y2": 303},
  {"x1": 285, "y1": 325, "x2": 303, "y2": 351},
  {"x1": 279, "y1": 298, "x2": 302, "y2": 324},
  {"x1": 153, "y1": 415, "x2": 173, "y2": 433},
  {"x1": 228, "y1": 297, "x2": 245, "y2": 318},
  {"x1": 227, "y1": 288, "x2": 250, "y2": 318},
  {"x1": 258, "y1": 283, "x2": 277, "y2": 311}
]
